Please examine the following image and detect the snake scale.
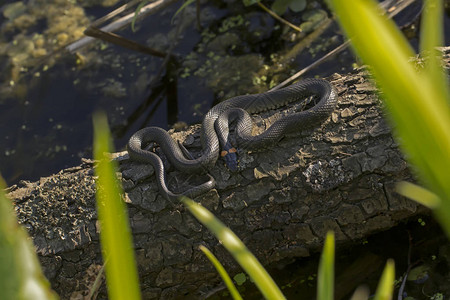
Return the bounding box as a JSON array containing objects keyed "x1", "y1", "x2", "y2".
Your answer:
[{"x1": 128, "y1": 78, "x2": 337, "y2": 201}]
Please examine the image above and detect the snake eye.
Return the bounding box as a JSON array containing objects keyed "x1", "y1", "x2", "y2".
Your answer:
[
  {"x1": 228, "y1": 147, "x2": 237, "y2": 153},
  {"x1": 220, "y1": 150, "x2": 228, "y2": 157}
]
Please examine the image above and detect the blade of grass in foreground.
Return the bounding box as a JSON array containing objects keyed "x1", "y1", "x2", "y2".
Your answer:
[
  {"x1": 182, "y1": 197, "x2": 286, "y2": 300},
  {"x1": 420, "y1": 0, "x2": 450, "y2": 98},
  {"x1": 328, "y1": 0, "x2": 450, "y2": 237},
  {"x1": 317, "y1": 231, "x2": 334, "y2": 300},
  {"x1": 199, "y1": 245, "x2": 243, "y2": 300},
  {"x1": 93, "y1": 112, "x2": 141, "y2": 300},
  {"x1": 373, "y1": 259, "x2": 395, "y2": 300},
  {"x1": 396, "y1": 181, "x2": 440, "y2": 209},
  {"x1": 0, "y1": 176, "x2": 58, "y2": 300},
  {"x1": 349, "y1": 286, "x2": 370, "y2": 300}
]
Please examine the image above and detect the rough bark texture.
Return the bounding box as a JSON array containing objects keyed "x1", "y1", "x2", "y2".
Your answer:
[{"x1": 8, "y1": 48, "x2": 450, "y2": 298}]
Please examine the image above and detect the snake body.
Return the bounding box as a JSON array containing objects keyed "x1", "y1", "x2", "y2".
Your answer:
[{"x1": 128, "y1": 78, "x2": 337, "y2": 201}]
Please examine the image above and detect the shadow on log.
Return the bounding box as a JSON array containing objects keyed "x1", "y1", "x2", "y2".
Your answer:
[{"x1": 8, "y1": 48, "x2": 450, "y2": 298}]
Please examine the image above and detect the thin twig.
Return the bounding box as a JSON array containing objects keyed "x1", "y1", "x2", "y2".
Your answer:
[
  {"x1": 271, "y1": 0, "x2": 416, "y2": 90},
  {"x1": 199, "y1": 283, "x2": 226, "y2": 300},
  {"x1": 398, "y1": 231, "x2": 414, "y2": 300},
  {"x1": 196, "y1": 0, "x2": 202, "y2": 30},
  {"x1": 87, "y1": 263, "x2": 106, "y2": 300},
  {"x1": 271, "y1": 41, "x2": 350, "y2": 91},
  {"x1": 89, "y1": 0, "x2": 142, "y2": 28},
  {"x1": 147, "y1": 1, "x2": 186, "y2": 88},
  {"x1": 277, "y1": 17, "x2": 332, "y2": 67},
  {"x1": 84, "y1": 26, "x2": 167, "y2": 57},
  {"x1": 257, "y1": 2, "x2": 302, "y2": 33},
  {"x1": 66, "y1": 0, "x2": 179, "y2": 53}
]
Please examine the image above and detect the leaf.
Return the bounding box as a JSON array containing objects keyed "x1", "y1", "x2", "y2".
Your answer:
[
  {"x1": 396, "y1": 181, "x2": 440, "y2": 209},
  {"x1": 373, "y1": 259, "x2": 395, "y2": 300},
  {"x1": 182, "y1": 197, "x2": 286, "y2": 299},
  {"x1": 199, "y1": 246, "x2": 243, "y2": 300},
  {"x1": 171, "y1": 0, "x2": 197, "y2": 23},
  {"x1": 328, "y1": 0, "x2": 450, "y2": 238},
  {"x1": 233, "y1": 273, "x2": 247, "y2": 286},
  {"x1": 93, "y1": 112, "x2": 141, "y2": 300},
  {"x1": 289, "y1": 0, "x2": 307, "y2": 12},
  {"x1": 271, "y1": 0, "x2": 291, "y2": 15},
  {"x1": 407, "y1": 264, "x2": 430, "y2": 283},
  {"x1": 243, "y1": 0, "x2": 261, "y2": 6},
  {"x1": 349, "y1": 286, "x2": 370, "y2": 300},
  {"x1": 420, "y1": 0, "x2": 450, "y2": 101},
  {"x1": 317, "y1": 232, "x2": 334, "y2": 300},
  {"x1": 0, "y1": 176, "x2": 58, "y2": 300},
  {"x1": 132, "y1": 0, "x2": 150, "y2": 32}
]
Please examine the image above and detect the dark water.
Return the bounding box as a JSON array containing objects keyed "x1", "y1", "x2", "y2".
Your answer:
[
  {"x1": 0, "y1": 0, "x2": 449, "y2": 185},
  {"x1": 0, "y1": 0, "x2": 207, "y2": 184}
]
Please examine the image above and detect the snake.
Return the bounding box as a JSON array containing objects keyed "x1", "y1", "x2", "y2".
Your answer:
[{"x1": 127, "y1": 78, "x2": 337, "y2": 201}]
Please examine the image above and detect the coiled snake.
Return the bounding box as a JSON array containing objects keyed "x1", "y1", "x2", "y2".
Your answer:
[{"x1": 127, "y1": 78, "x2": 337, "y2": 201}]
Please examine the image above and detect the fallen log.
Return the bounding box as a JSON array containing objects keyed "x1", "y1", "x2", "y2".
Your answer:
[{"x1": 9, "y1": 47, "x2": 449, "y2": 298}]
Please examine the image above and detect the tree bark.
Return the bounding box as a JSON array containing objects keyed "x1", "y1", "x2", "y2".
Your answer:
[{"x1": 8, "y1": 47, "x2": 449, "y2": 298}]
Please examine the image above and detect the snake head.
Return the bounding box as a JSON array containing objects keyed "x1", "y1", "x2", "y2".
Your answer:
[{"x1": 221, "y1": 147, "x2": 239, "y2": 172}]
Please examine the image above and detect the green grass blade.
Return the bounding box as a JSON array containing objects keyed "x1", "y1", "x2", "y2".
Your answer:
[
  {"x1": 373, "y1": 259, "x2": 395, "y2": 300},
  {"x1": 171, "y1": 0, "x2": 196, "y2": 23},
  {"x1": 199, "y1": 245, "x2": 243, "y2": 300},
  {"x1": 396, "y1": 181, "x2": 440, "y2": 209},
  {"x1": 182, "y1": 197, "x2": 286, "y2": 300},
  {"x1": 93, "y1": 112, "x2": 141, "y2": 300},
  {"x1": 243, "y1": 0, "x2": 261, "y2": 6},
  {"x1": 132, "y1": 0, "x2": 150, "y2": 32},
  {"x1": 317, "y1": 231, "x2": 334, "y2": 300},
  {"x1": 420, "y1": 0, "x2": 443, "y2": 56},
  {"x1": 349, "y1": 286, "x2": 370, "y2": 300},
  {"x1": 0, "y1": 176, "x2": 58, "y2": 300},
  {"x1": 420, "y1": 0, "x2": 450, "y2": 104},
  {"x1": 328, "y1": 0, "x2": 450, "y2": 237}
]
